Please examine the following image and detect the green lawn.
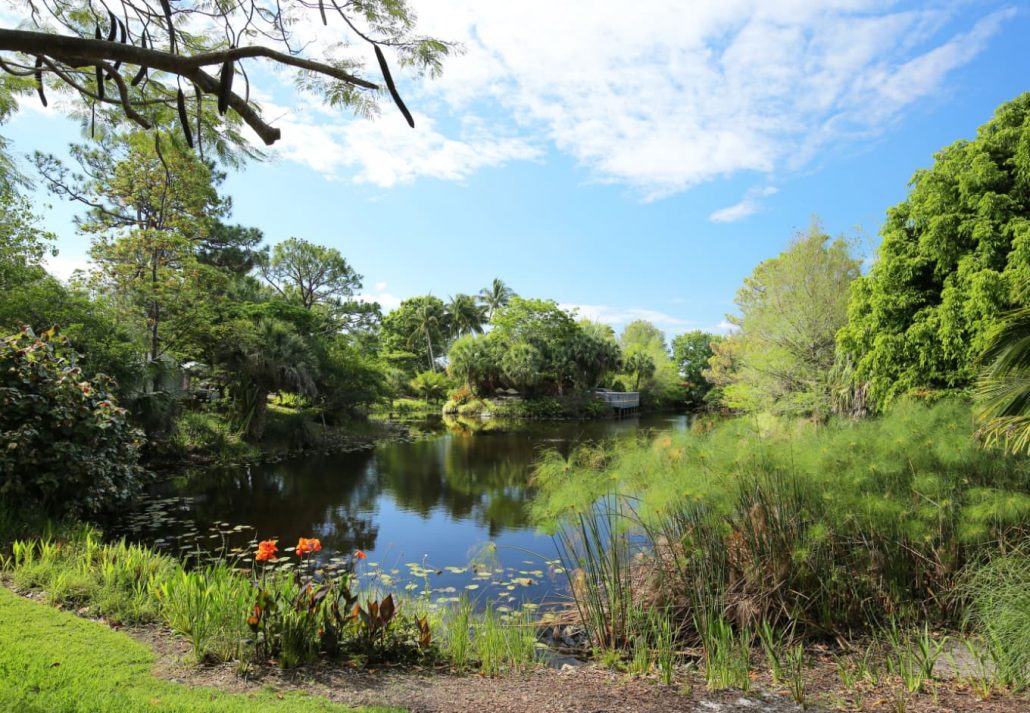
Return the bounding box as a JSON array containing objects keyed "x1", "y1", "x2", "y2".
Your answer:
[{"x1": 0, "y1": 586, "x2": 398, "y2": 713}]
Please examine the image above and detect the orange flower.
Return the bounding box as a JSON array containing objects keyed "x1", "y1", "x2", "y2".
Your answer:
[
  {"x1": 354, "y1": 549, "x2": 367, "y2": 560},
  {"x1": 255, "y1": 540, "x2": 278, "y2": 562},
  {"x1": 296, "y1": 537, "x2": 322, "y2": 556}
]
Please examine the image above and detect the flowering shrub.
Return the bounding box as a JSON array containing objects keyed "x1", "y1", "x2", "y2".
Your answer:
[
  {"x1": 246, "y1": 538, "x2": 432, "y2": 667},
  {"x1": 0, "y1": 327, "x2": 146, "y2": 517}
]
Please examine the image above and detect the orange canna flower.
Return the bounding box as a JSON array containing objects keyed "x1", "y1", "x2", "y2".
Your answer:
[
  {"x1": 255, "y1": 540, "x2": 278, "y2": 562},
  {"x1": 354, "y1": 549, "x2": 367, "y2": 560},
  {"x1": 296, "y1": 537, "x2": 322, "y2": 556}
]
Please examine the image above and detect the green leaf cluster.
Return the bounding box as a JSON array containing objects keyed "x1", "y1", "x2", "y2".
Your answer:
[
  {"x1": 0, "y1": 328, "x2": 145, "y2": 518},
  {"x1": 839, "y1": 93, "x2": 1030, "y2": 408}
]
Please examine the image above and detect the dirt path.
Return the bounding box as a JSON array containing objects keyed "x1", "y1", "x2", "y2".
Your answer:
[
  {"x1": 139, "y1": 628, "x2": 805, "y2": 713},
  {"x1": 120, "y1": 619, "x2": 1030, "y2": 713}
]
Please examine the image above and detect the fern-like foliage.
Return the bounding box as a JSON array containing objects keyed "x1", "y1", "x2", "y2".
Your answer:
[{"x1": 976, "y1": 307, "x2": 1030, "y2": 455}]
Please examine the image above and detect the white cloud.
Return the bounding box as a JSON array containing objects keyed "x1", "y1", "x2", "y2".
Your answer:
[
  {"x1": 44, "y1": 254, "x2": 91, "y2": 282},
  {"x1": 409, "y1": 1, "x2": 1013, "y2": 197},
  {"x1": 561, "y1": 303, "x2": 692, "y2": 331},
  {"x1": 269, "y1": 102, "x2": 540, "y2": 187},
  {"x1": 709, "y1": 319, "x2": 740, "y2": 335},
  {"x1": 356, "y1": 290, "x2": 402, "y2": 311},
  {"x1": 709, "y1": 185, "x2": 778, "y2": 223}
]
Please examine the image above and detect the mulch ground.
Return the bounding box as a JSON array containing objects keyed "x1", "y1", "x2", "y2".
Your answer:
[{"x1": 131, "y1": 624, "x2": 1030, "y2": 713}]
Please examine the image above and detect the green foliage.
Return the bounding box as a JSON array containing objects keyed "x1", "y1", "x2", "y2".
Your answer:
[
  {"x1": 37, "y1": 132, "x2": 228, "y2": 365},
  {"x1": 316, "y1": 336, "x2": 389, "y2": 418},
  {"x1": 479, "y1": 278, "x2": 515, "y2": 320},
  {"x1": 0, "y1": 186, "x2": 56, "y2": 291},
  {"x1": 707, "y1": 222, "x2": 860, "y2": 417},
  {"x1": 0, "y1": 587, "x2": 388, "y2": 713},
  {"x1": 223, "y1": 318, "x2": 318, "y2": 440},
  {"x1": 259, "y1": 237, "x2": 375, "y2": 334},
  {"x1": 447, "y1": 334, "x2": 502, "y2": 396},
  {"x1": 0, "y1": 274, "x2": 144, "y2": 395},
  {"x1": 7, "y1": 528, "x2": 174, "y2": 625},
  {"x1": 624, "y1": 350, "x2": 656, "y2": 391},
  {"x1": 0, "y1": 328, "x2": 146, "y2": 518},
  {"x1": 446, "y1": 299, "x2": 622, "y2": 398},
  {"x1": 445, "y1": 293, "x2": 487, "y2": 338},
  {"x1": 839, "y1": 93, "x2": 1030, "y2": 409},
  {"x1": 381, "y1": 296, "x2": 449, "y2": 373},
  {"x1": 154, "y1": 564, "x2": 251, "y2": 663},
  {"x1": 533, "y1": 400, "x2": 1030, "y2": 639},
  {"x1": 698, "y1": 615, "x2": 751, "y2": 691},
  {"x1": 961, "y1": 547, "x2": 1030, "y2": 689},
  {"x1": 501, "y1": 341, "x2": 545, "y2": 390},
  {"x1": 671, "y1": 330, "x2": 722, "y2": 409},
  {"x1": 617, "y1": 320, "x2": 683, "y2": 406},
  {"x1": 409, "y1": 370, "x2": 450, "y2": 403},
  {"x1": 171, "y1": 410, "x2": 252, "y2": 459},
  {"x1": 976, "y1": 306, "x2": 1030, "y2": 454}
]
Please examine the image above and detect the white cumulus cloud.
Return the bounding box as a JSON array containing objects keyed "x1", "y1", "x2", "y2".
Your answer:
[
  {"x1": 408, "y1": 1, "x2": 1014, "y2": 198},
  {"x1": 561, "y1": 303, "x2": 693, "y2": 331}
]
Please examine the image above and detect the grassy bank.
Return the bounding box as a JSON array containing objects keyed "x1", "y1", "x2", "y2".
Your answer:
[
  {"x1": 0, "y1": 525, "x2": 541, "y2": 676},
  {"x1": 0, "y1": 585, "x2": 395, "y2": 713},
  {"x1": 532, "y1": 399, "x2": 1030, "y2": 691},
  {"x1": 161, "y1": 404, "x2": 400, "y2": 469}
]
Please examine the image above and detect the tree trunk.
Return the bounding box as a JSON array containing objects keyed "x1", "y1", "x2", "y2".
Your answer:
[{"x1": 247, "y1": 388, "x2": 269, "y2": 441}]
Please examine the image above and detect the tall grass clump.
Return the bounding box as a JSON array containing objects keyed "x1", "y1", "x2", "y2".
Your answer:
[
  {"x1": 533, "y1": 399, "x2": 1030, "y2": 651},
  {"x1": 961, "y1": 546, "x2": 1030, "y2": 689},
  {"x1": 153, "y1": 563, "x2": 251, "y2": 662},
  {"x1": 4, "y1": 527, "x2": 175, "y2": 625}
]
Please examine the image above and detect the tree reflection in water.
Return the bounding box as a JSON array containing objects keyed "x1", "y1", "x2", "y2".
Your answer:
[{"x1": 156, "y1": 414, "x2": 688, "y2": 578}]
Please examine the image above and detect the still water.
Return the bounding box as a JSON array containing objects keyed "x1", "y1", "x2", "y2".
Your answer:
[{"x1": 133, "y1": 413, "x2": 687, "y2": 605}]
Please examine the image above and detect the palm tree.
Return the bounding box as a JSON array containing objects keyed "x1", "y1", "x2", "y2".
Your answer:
[
  {"x1": 446, "y1": 293, "x2": 487, "y2": 338},
  {"x1": 233, "y1": 319, "x2": 317, "y2": 440},
  {"x1": 976, "y1": 306, "x2": 1030, "y2": 455},
  {"x1": 624, "y1": 351, "x2": 656, "y2": 391},
  {"x1": 478, "y1": 278, "x2": 514, "y2": 320},
  {"x1": 409, "y1": 370, "x2": 449, "y2": 404},
  {"x1": 409, "y1": 298, "x2": 447, "y2": 372}
]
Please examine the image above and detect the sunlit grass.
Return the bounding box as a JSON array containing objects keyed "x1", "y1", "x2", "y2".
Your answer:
[{"x1": 0, "y1": 585, "x2": 396, "y2": 713}]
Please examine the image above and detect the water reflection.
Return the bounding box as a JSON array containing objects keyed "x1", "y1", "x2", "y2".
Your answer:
[{"x1": 146, "y1": 413, "x2": 687, "y2": 601}]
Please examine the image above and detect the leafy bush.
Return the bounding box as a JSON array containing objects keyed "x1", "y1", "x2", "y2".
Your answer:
[
  {"x1": 172, "y1": 410, "x2": 251, "y2": 458},
  {"x1": 457, "y1": 399, "x2": 488, "y2": 417},
  {"x1": 0, "y1": 327, "x2": 146, "y2": 518}
]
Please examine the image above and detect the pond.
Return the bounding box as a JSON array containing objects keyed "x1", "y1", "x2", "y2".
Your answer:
[{"x1": 125, "y1": 413, "x2": 687, "y2": 608}]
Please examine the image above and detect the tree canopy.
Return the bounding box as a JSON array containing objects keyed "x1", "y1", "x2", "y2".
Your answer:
[
  {"x1": 838, "y1": 93, "x2": 1030, "y2": 409},
  {"x1": 707, "y1": 223, "x2": 861, "y2": 417},
  {"x1": 671, "y1": 330, "x2": 721, "y2": 408}
]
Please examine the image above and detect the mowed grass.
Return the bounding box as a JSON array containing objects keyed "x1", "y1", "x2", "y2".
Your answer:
[{"x1": 0, "y1": 586, "x2": 400, "y2": 713}]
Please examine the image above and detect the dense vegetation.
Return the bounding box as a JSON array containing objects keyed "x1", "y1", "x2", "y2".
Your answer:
[
  {"x1": 1, "y1": 3, "x2": 1030, "y2": 702},
  {"x1": 523, "y1": 94, "x2": 1030, "y2": 700},
  {"x1": 837, "y1": 93, "x2": 1030, "y2": 411},
  {"x1": 3, "y1": 141, "x2": 719, "y2": 469}
]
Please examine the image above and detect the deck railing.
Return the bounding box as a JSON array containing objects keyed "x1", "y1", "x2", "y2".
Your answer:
[{"x1": 594, "y1": 390, "x2": 640, "y2": 409}]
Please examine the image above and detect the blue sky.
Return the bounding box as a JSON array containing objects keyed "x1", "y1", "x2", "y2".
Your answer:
[{"x1": 4, "y1": 0, "x2": 1029, "y2": 338}]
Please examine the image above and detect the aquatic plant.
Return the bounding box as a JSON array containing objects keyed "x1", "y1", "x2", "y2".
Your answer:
[{"x1": 534, "y1": 399, "x2": 1030, "y2": 646}]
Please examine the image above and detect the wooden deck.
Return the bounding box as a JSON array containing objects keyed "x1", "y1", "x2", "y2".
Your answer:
[{"x1": 595, "y1": 390, "x2": 640, "y2": 413}]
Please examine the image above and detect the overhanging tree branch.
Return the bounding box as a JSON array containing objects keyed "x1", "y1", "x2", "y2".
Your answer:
[{"x1": 1, "y1": 1, "x2": 455, "y2": 152}]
